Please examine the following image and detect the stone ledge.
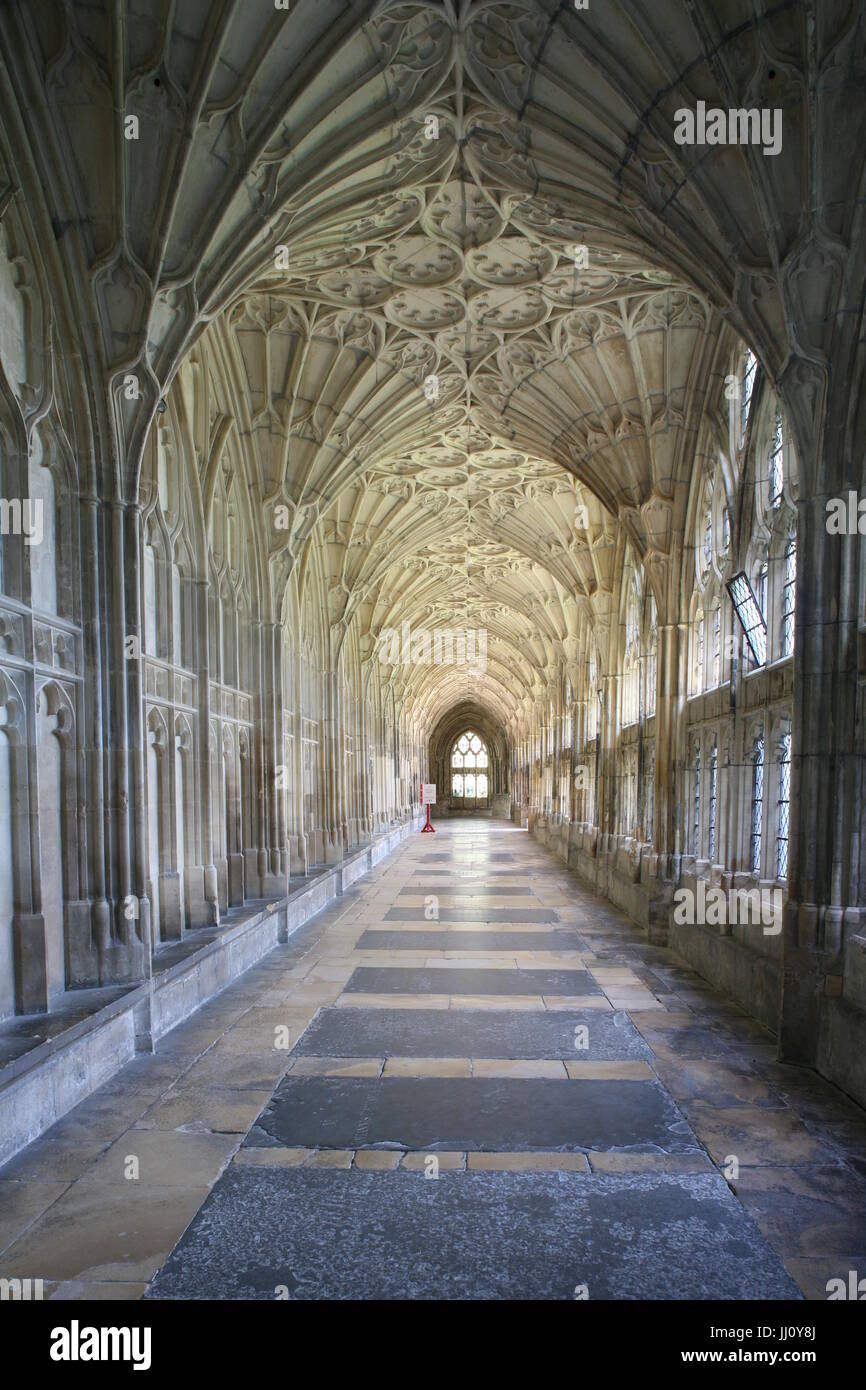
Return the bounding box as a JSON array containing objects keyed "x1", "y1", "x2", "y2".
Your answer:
[
  {"x1": 817, "y1": 994, "x2": 866, "y2": 1111},
  {"x1": 0, "y1": 814, "x2": 422, "y2": 1170},
  {"x1": 669, "y1": 918, "x2": 781, "y2": 1035}
]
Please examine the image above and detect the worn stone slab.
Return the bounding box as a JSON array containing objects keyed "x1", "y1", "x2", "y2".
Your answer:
[
  {"x1": 245, "y1": 1075, "x2": 693, "y2": 1152},
  {"x1": 356, "y1": 930, "x2": 581, "y2": 952},
  {"x1": 292, "y1": 1006, "x2": 652, "y2": 1060},
  {"x1": 385, "y1": 906, "x2": 557, "y2": 923},
  {"x1": 400, "y1": 885, "x2": 534, "y2": 896},
  {"x1": 343, "y1": 966, "x2": 602, "y2": 997},
  {"x1": 145, "y1": 1166, "x2": 802, "y2": 1300}
]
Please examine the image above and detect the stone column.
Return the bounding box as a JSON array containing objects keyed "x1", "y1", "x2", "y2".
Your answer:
[
  {"x1": 780, "y1": 489, "x2": 863, "y2": 1064},
  {"x1": 653, "y1": 620, "x2": 684, "y2": 876}
]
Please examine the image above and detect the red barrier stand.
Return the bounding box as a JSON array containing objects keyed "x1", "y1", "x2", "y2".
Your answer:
[{"x1": 420, "y1": 783, "x2": 436, "y2": 832}]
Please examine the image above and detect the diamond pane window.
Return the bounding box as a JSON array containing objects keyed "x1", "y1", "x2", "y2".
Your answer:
[
  {"x1": 646, "y1": 601, "x2": 657, "y2": 718},
  {"x1": 750, "y1": 737, "x2": 764, "y2": 873},
  {"x1": 452, "y1": 751, "x2": 463, "y2": 769},
  {"x1": 727, "y1": 572, "x2": 767, "y2": 666},
  {"x1": 692, "y1": 612, "x2": 704, "y2": 694},
  {"x1": 768, "y1": 410, "x2": 784, "y2": 507},
  {"x1": 782, "y1": 531, "x2": 796, "y2": 658},
  {"x1": 757, "y1": 563, "x2": 767, "y2": 619},
  {"x1": 708, "y1": 743, "x2": 718, "y2": 862},
  {"x1": 693, "y1": 746, "x2": 701, "y2": 855},
  {"x1": 477, "y1": 773, "x2": 488, "y2": 799},
  {"x1": 465, "y1": 773, "x2": 476, "y2": 799},
  {"x1": 777, "y1": 732, "x2": 791, "y2": 881},
  {"x1": 740, "y1": 349, "x2": 757, "y2": 443},
  {"x1": 477, "y1": 749, "x2": 488, "y2": 768}
]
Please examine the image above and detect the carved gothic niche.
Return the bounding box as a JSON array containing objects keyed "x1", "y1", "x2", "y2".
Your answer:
[
  {"x1": 94, "y1": 254, "x2": 151, "y2": 372},
  {"x1": 0, "y1": 212, "x2": 48, "y2": 420},
  {"x1": 618, "y1": 505, "x2": 647, "y2": 553},
  {"x1": 777, "y1": 354, "x2": 828, "y2": 494},
  {"x1": 782, "y1": 235, "x2": 844, "y2": 364},
  {"x1": 0, "y1": 668, "x2": 25, "y2": 744},
  {"x1": 641, "y1": 494, "x2": 673, "y2": 555},
  {"x1": 642, "y1": 551, "x2": 670, "y2": 615},
  {"x1": 732, "y1": 269, "x2": 788, "y2": 379}
]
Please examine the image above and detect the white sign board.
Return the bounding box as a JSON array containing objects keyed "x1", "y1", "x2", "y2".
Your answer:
[{"x1": 421, "y1": 783, "x2": 437, "y2": 805}]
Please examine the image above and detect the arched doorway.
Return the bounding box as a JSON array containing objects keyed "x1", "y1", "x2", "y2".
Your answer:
[{"x1": 450, "y1": 731, "x2": 490, "y2": 811}]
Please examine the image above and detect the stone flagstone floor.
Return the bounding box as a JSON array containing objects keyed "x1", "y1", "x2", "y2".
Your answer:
[{"x1": 2, "y1": 820, "x2": 865, "y2": 1299}]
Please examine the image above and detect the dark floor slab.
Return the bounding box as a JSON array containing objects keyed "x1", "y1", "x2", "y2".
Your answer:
[
  {"x1": 385, "y1": 906, "x2": 557, "y2": 923},
  {"x1": 419, "y1": 853, "x2": 515, "y2": 863},
  {"x1": 399, "y1": 885, "x2": 534, "y2": 896},
  {"x1": 357, "y1": 930, "x2": 581, "y2": 952},
  {"x1": 292, "y1": 1006, "x2": 651, "y2": 1059},
  {"x1": 247, "y1": 1075, "x2": 695, "y2": 1153},
  {"x1": 343, "y1": 966, "x2": 602, "y2": 997},
  {"x1": 145, "y1": 1167, "x2": 801, "y2": 1300},
  {"x1": 410, "y1": 869, "x2": 539, "y2": 879}
]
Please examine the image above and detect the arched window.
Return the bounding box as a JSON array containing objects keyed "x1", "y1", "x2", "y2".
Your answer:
[
  {"x1": 711, "y1": 602, "x2": 721, "y2": 688},
  {"x1": 777, "y1": 732, "x2": 791, "y2": 880},
  {"x1": 708, "y1": 741, "x2": 718, "y2": 862},
  {"x1": 756, "y1": 561, "x2": 768, "y2": 623},
  {"x1": 691, "y1": 609, "x2": 705, "y2": 695},
  {"x1": 702, "y1": 505, "x2": 713, "y2": 573},
  {"x1": 692, "y1": 745, "x2": 701, "y2": 855},
  {"x1": 781, "y1": 530, "x2": 797, "y2": 658},
  {"x1": 563, "y1": 678, "x2": 573, "y2": 750},
  {"x1": 451, "y1": 731, "x2": 489, "y2": 805},
  {"x1": 586, "y1": 642, "x2": 599, "y2": 741},
  {"x1": 645, "y1": 606, "x2": 657, "y2": 719},
  {"x1": 768, "y1": 409, "x2": 784, "y2": 508},
  {"x1": 622, "y1": 582, "x2": 640, "y2": 726},
  {"x1": 740, "y1": 349, "x2": 757, "y2": 445},
  {"x1": 750, "y1": 736, "x2": 764, "y2": 873}
]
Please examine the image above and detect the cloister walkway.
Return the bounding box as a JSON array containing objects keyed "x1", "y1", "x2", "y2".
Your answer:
[{"x1": 2, "y1": 821, "x2": 865, "y2": 1299}]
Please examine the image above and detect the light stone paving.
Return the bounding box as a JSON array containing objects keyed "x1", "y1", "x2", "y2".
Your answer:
[{"x1": 1, "y1": 820, "x2": 865, "y2": 1300}]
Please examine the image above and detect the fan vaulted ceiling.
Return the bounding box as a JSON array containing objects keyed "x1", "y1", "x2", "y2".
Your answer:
[{"x1": 5, "y1": 0, "x2": 829, "y2": 733}]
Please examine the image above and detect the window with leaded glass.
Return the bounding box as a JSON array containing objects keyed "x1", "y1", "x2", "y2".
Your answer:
[
  {"x1": 756, "y1": 562, "x2": 768, "y2": 622},
  {"x1": 776, "y1": 732, "x2": 791, "y2": 880},
  {"x1": 451, "y1": 731, "x2": 488, "y2": 798},
  {"x1": 708, "y1": 742, "x2": 718, "y2": 862},
  {"x1": 768, "y1": 410, "x2": 784, "y2": 508},
  {"x1": 740, "y1": 349, "x2": 757, "y2": 444},
  {"x1": 782, "y1": 531, "x2": 796, "y2": 657},
  {"x1": 646, "y1": 600, "x2": 657, "y2": 718},
  {"x1": 694, "y1": 612, "x2": 704, "y2": 693},
  {"x1": 750, "y1": 736, "x2": 764, "y2": 873}
]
